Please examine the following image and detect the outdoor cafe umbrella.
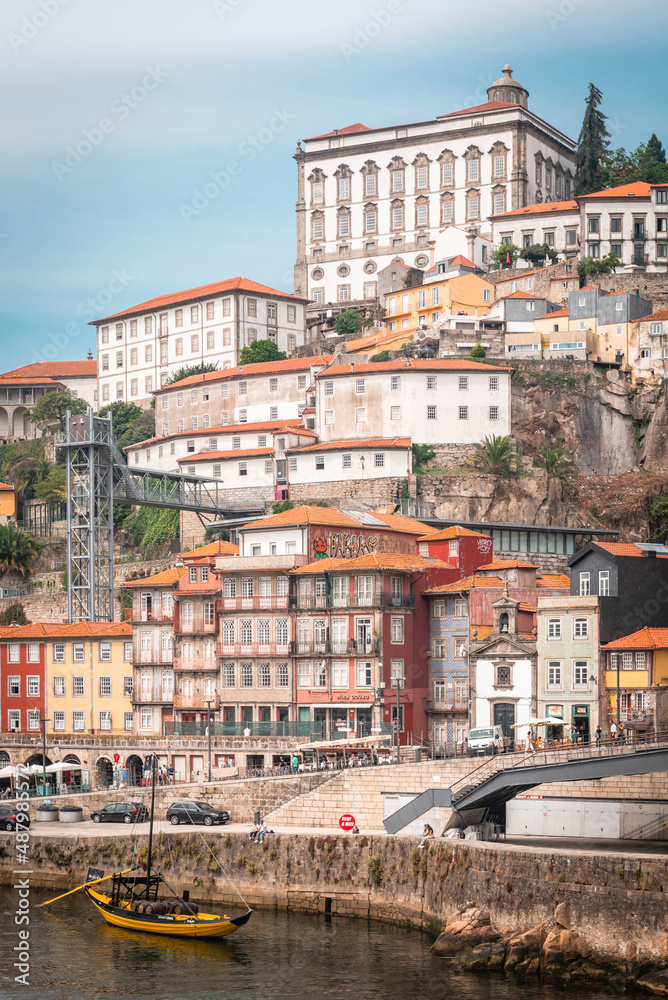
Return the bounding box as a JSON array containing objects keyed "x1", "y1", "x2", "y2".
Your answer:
[{"x1": 510, "y1": 717, "x2": 567, "y2": 728}]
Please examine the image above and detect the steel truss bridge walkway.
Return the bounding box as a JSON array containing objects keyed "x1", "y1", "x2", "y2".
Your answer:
[
  {"x1": 57, "y1": 409, "x2": 244, "y2": 624},
  {"x1": 382, "y1": 733, "x2": 668, "y2": 834}
]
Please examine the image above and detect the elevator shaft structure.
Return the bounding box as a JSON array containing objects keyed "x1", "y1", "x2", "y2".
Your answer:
[{"x1": 58, "y1": 409, "x2": 235, "y2": 623}]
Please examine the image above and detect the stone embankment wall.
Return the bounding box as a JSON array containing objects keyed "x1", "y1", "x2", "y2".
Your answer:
[{"x1": 3, "y1": 831, "x2": 667, "y2": 968}]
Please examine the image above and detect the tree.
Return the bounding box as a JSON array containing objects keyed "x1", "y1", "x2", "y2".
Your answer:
[
  {"x1": 99, "y1": 401, "x2": 142, "y2": 438},
  {"x1": 333, "y1": 309, "x2": 362, "y2": 336},
  {"x1": 238, "y1": 341, "x2": 286, "y2": 366},
  {"x1": 469, "y1": 435, "x2": 520, "y2": 476},
  {"x1": 117, "y1": 410, "x2": 156, "y2": 449},
  {"x1": 272, "y1": 499, "x2": 294, "y2": 514},
  {"x1": 412, "y1": 444, "x2": 435, "y2": 468},
  {"x1": 370, "y1": 350, "x2": 390, "y2": 362},
  {"x1": 535, "y1": 446, "x2": 577, "y2": 482},
  {"x1": 647, "y1": 133, "x2": 666, "y2": 165},
  {"x1": 33, "y1": 466, "x2": 67, "y2": 503},
  {"x1": 469, "y1": 343, "x2": 486, "y2": 359},
  {"x1": 489, "y1": 243, "x2": 520, "y2": 270},
  {"x1": 520, "y1": 243, "x2": 558, "y2": 267},
  {"x1": 30, "y1": 389, "x2": 87, "y2": 430},
  {"x1": 165, "y1": 362, "x2": 220, "y2": 385},
  {"x1": 0, "y1": 524, "x2": 40, "y2": 576},
  {"x1": 599, "y1": 142, "x2": 668, "y2": 188},
  {"x1": 574, "y1": 83, "x2": 610, "y2": 195},
  {"x1": 578, "y1": 251, "x2": 619, "y2": 283},
  {"x1": 10, "y1": 458, "x2": 51, "y2": 502},
  {"x1": 0, "y1": 601, "x2": 29, "y2": 626}
]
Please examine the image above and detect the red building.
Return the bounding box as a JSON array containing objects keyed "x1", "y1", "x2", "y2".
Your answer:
[{"x1": 0, "y1": 624, "x2": 57, "y2": 733}]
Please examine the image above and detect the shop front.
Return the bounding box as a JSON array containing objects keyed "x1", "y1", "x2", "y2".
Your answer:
[{"x1": 571, "y1": 703, "x2": 590, "y2": 741}]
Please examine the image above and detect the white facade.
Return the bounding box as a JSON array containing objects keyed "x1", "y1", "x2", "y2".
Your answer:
[
  {"x1": 473, "y1": 656, "x2": 533, "y2": 729},
  {"x1": 294, "y1": 66, "x2": 575, "y2": 304},
  {"x1": 95, "y1": 278, "x2": 308, "y2": 408},
  {"x1": 315, "y1": 361, "x2": 511, "y2": 444},
  {"x1": 490, "y1": 203, "x2": 579, "y2": 257}
]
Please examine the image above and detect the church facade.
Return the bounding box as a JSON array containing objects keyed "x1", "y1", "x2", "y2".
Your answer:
[{"x1": 294, "y1": 67, "x2": 576, "y2": 306}]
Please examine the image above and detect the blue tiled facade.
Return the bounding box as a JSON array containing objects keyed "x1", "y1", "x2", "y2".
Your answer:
[{"x1": 428, "y1": 595, "x2": 469, "y2": 743}]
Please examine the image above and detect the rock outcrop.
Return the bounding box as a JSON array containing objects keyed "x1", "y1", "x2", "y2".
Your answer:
[{"x1": 431, "y1": 904, "x2": 668, "y2": 987}]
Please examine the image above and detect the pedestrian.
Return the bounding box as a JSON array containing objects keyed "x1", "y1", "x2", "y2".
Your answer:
[
  {"x1": 243, "y1": 725, "x2": 251, "y2": 738},
  {"x1": 595, "y1": 725, "x2": 602, "y2": 743},
  {"x1": 292, "y1": 754, "x2": 300, "y2": 774},
  {"x1": 618, "y1": 722, "x2": 625, "y2": 743},
  {"x1": 572, "y1": 726, "x2": 579, "y2": 745},
  {"x1": 609, "y1": 721, "x2": 617, "y2": 741}
]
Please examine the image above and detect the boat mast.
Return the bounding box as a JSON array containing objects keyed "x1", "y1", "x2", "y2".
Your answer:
[{"x1": 146, "y1": 754, "x2": 157, "y2": 886}]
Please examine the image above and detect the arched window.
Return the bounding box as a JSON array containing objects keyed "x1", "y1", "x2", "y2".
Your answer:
[
  {"x1": 508, "y1": 92, "x2": 517, "y2": 103},
  {"x1": 494, "y1": 90, "x2": 504, "y2": 101}
]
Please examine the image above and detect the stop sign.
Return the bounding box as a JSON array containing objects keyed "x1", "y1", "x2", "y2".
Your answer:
[{"x1": 339, "y1": 814, "x2": 356, "y2": 831}]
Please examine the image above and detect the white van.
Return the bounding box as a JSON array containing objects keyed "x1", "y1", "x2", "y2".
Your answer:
[{"x1": 466, "y1": 725, "x2": 507, "y2": 757}]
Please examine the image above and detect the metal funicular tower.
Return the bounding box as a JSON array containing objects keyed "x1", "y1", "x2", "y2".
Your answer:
[{"x1": 57, "y1": 409, "x2": 235, "y2": 623}]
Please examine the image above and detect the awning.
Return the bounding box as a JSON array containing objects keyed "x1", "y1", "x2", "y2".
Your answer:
[{"x1": 298, "y1": 735, "x2": 393, "y2": 751}]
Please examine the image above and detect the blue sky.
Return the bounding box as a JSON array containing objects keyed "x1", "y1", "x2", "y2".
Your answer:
[{"x1": 0, "y1": 0, "x2": 666, "y2": 370}]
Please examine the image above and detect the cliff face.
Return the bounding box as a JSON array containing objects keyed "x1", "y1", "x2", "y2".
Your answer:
[{"x1": 416, "y1": 364, "x2": 668, "y2": 539}]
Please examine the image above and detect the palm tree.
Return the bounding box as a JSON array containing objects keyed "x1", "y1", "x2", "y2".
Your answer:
[
  {"x1": 535, "y1": 447, "x2": 577, "y2": 482},
  {"x1": 469, "y1": 435, "x2": 520, "y2": 476},
  {"x1": 10, "y1": 458, "x2": 51, "y2": 502},
  {"x1": 0, "y1": 524, "x2": 40, "y2": 577}
]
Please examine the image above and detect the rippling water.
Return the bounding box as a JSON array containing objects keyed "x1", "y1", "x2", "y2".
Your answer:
[{"x1": 0, "y1": 886, "x2": 603, "y2": 1000}]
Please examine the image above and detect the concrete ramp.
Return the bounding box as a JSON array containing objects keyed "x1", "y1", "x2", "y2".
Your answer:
[{"x1": 383, "y1": 787, "x2": 452, "y2": 834}]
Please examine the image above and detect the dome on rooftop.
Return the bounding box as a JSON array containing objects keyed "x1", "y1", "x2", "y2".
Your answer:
[{"x1": 487, "y1": 65, "x2": 529, "y2": 108}]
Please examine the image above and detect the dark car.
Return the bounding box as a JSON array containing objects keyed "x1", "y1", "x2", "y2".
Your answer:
[
  {"x1": 0, "y1": 804, "x2": 30, "y2": 831},
  {"x1": 91, "y1": 802, "x2": 148, "y2": 824},
  {"x1": 166, "y1": 801, "x2": 229, "y2": 826}
]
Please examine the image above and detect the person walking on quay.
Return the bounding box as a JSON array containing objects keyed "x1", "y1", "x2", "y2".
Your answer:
[
  {"x1": 618, "y1": 722, "x2": 625, "y2": 743},
  {"x1": 595, "y1": 725, "x2": 602, "y2": 743},
  {"x1": 609, "y1": 721, "x2": 617, "y2": 741},
  {"x1": 291, "y1": 754, "x2": 300, "y2": 774}
]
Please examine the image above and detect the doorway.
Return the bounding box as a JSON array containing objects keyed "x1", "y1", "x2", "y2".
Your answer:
[
  {"x1": 357, "y1": 707, "x2": 372, "y2": 736},
  {"x1": 493, "y1": 703, "x2": 515, "y2": 741}
]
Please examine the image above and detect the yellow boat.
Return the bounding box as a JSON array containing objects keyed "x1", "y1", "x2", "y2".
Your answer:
[{"x1": 84, "y1": 885, "x2": 251, "y2": 939}]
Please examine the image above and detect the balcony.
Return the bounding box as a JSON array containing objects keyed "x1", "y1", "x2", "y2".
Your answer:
[
  {"x1": 173, "y1": 694, "x2": 219, "y2": 711},
  {"x1": 425, "y1": 699, "x2": 468, "y2": 713},
  {"x1": 134, "y1": 649, "x2": 174, "y2": 664},
  {"x1": 134, "y1": 690, "x2": 173, "y2": 705},
  {"x1": 216, "y1": 596, "x2": 290, "y2": 612},
  {"x1": 174, "y1": 617, "x2": 217, "y2": 635},
  {"x1": 215, "y1": 642, "x2": 290, "y2": 657},
  {"x1": 173, "y1": 656, "x2": 219, "y2": 671},
  {"x1": 291, "y1": 594, "x2": 415, "y2": 610},
  {"x1": 289, "y1": 638, "x2": 381, "y2": 656},
  {"x1": 132, "y1": 612, "x2": 174, "y2": 624},
  {"x1": 620, "y1": 709, "x2": 653, "y2": 724}
]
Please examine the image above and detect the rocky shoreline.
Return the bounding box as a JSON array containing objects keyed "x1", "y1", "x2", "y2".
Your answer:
[{"x1": 432, "y1": 904, "x2": 668, "y2": 994}]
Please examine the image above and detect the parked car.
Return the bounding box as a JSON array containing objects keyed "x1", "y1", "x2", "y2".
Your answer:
[
  {"x1": 166, "y1": 801, "x2": 229, "y2": 826},
  {"x1": 0, "y1": 804, "x2": 30, "y2": 831},
  {"x1": 466, "y1": 725, "x2": 508, "y2": 756},
  {"x1": 91, "y1": 802, "x2": 148, "y2": 824}
]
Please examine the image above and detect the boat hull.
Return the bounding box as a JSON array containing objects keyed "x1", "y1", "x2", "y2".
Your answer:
[{"x1": 85, "y1": 888, "x2": 252, "y2": 939}]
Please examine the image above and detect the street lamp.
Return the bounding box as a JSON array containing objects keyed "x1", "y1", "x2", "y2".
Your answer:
[
  {"x1": 392, "y1": 675, "x2": 403, "y2": 765},
  {"x1": 204, "y1": 698, "x2": 215, "y2": 782},
  {"x1": 39, "y1": 716, "x2": 51, "y2": 797}
]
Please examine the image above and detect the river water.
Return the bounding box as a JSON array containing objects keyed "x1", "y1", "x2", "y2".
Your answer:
[{"x1": 0, "y1": 886, "x2": 602, "y2": 1000}]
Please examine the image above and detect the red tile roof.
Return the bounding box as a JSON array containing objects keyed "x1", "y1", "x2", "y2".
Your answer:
[
  {"x1": 501, "y1": 290, "x2": 544, "y2": 300},
  {"x1": 495, "y1": 258, "x2": 579, "y2": 281},
  {"x1": 519, "y1": 601, "x2": 537, "y2": 613},
  {"x1": 417, "y1": 525, "x2": 491, "y2": 542},
  {"x1": 425, "y1": 575, "x2": 505, "y2": 594},
  {"x1": 155, "y1": 356, "x2": 334, "y2": 392},
  {"x1": 124, "y1": 418, "x2": 312, "y2": 451},
  {"x1": 318, "y1": 359, "x2": 512, "y2": 377},
  {"x1": 536, "y1": 308, "x2": 569, "y2": 319},
  {"x1": 448, "y1": 255, "x2": 478, "y2": 269},
  {"x1": 438, "y1": 100, "x2": 518, "y2": 118},
  {"x1": 594, "y1": 542, "x2": 668, "y2": 559},
  {"x1": 178, "y1": 448, "x2": 274, "y2": 462},
  {"x1": 0, "y1": 376, "x2": 63, "y2": 386},
  {"x1": 0, "y1": 481, "x2": 14, "y2": 491},
  {"x1": 242, "y1": 505, "x2": 371, "y2": 530},
  {"x1": 635, "y1": 309, "x2": 668, "y2": 323},
  {"x1": 93, "y1": 277, "x2": 309, "y2": 324},
  {"x1": 292, "y1": 553, "x2": 451, "y2": 574},
  {"x1": 536, "y1": 574, "x2": 571, "y2": 589},
  {"x1": 476, "y1": 559, "x2": 539, "y2": 571},
  {"x1": 491, "y1": 200, "x2": 578, "y2": 218},
  {"x1": 125, "y1": 567, "x2": 187, "y2": 588},
  {"x1": 0, "y1": 361, "x2": 97, "y2": 378},
  {"x1": 579, "y1": 181, "x2": 651, "y2": 200},
  {"x1": 182, "y1": 540, "x2": 239, "y2": 559},
  {"x1": 49, "y1": 622, "x2": 132, "y2": 637},
  {"x1": 304, "y1": 122, "x2": 372, "y2": 141},
  {"x1": 602, "y1": 626, "x2": 668, "y2": 649},
  {"x1": 0, "y1": 623, "x2": 67, "y2": 638},
  {"x1": 370, "y1": 512, "x2": 436, "y2": 535},
  {"x1": 287, "y1": 437, "x2": 411, "y2": 454}
]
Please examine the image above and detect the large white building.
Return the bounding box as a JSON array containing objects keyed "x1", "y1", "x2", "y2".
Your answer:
[
  {"x1": 294, "y1": 66, "x2": 575, "y2": 305},
  {"x1": 490, "y1": 181, "x2": 668, "y2": 269},
  {"x1": 125, "y1": 356, "x2": 511, "y2": 503},
  {"x1": 93, "y1": 276, "x2": 309, "y2": 409}
]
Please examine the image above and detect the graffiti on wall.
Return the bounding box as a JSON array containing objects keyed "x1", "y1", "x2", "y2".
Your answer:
[{"x1": 329, "y1": 533, "x2": 378, "y2": 559}]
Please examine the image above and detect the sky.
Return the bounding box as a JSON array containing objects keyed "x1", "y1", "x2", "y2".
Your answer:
[{"x1": 0, "y1": 0, "x2": 666, "y2": 370}]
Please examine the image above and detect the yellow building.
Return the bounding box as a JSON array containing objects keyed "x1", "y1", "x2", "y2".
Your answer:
[
  {"x1": 0, "y1": 481, "x2": 16, "y2": 521},
  {"x1": 385, "y1": 267, "x2": 494, "y2": 335},
  {"x1": 601, "y1": 626, "x2": 668, "y2": 735},
  {"x1": 44, "y1": 622, "x2": 134, "y2": 736}
]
